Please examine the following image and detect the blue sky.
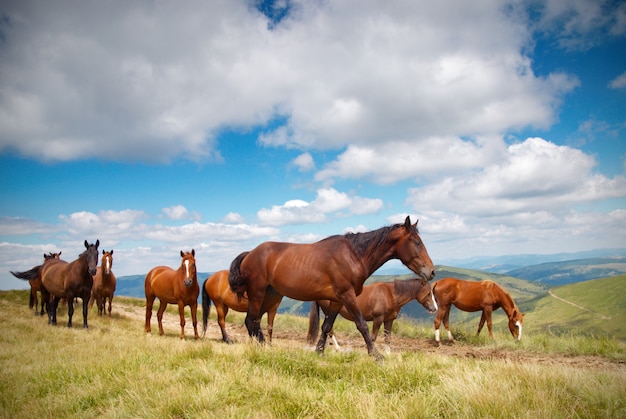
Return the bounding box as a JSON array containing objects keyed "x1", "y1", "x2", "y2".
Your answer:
[{"x1": 1, "y1": 0, "x2": 626, "y2": 289}]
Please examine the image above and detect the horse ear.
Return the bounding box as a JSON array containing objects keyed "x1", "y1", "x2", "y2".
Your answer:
[
  {"x1": 102, "y1": 249, "x2": 106, "y2": 255},
  {"x1": 404, "y1": 216, "x2": 411, "y2": 229},
  {"x1": 191, "y1": 249, "x2": 195, "y2": 257},
  {"x1": 180, "y1": 250, "x2": 184, "y2": 257},
  {"x1": 110, "y1": 250, "x2": 113, "y2": 255},
  {"x1": 84, "y1": 240, "x2": 88, "y2": 249},
  {"x1": 95, "y1": 239, "x2": 99, "y2": 248}
]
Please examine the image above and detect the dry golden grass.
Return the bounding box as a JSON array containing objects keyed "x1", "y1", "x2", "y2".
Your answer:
[{"x1": 1, "y1": 290, "x2": 624, "y2": 418}]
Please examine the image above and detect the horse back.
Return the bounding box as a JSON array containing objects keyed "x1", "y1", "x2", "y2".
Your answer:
[
  {"x1": 207, "y1": 270, "x2": 248, "y2": 311},
  {"x1": 434, "y1": 277, "x2": 499, "y2": 311},
  {"x1": 40, "y1": 259, "x2": 70, "y2": 297}
]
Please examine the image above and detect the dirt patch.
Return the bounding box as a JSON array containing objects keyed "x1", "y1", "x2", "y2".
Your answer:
[{"x1": 125, "y1": 303, "x2": 625, "y2": 373}]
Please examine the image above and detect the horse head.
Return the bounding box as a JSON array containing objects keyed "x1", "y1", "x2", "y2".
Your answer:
[
  {"x1": 44, "y1": 251, "x2": 62, "y2": 260},
  {"x1": 180, "y1": 249, "x2": 197, "y2": 288},
  {"x1": 508, "y1": 308, "x2": 525, "y2": 341},
  {"x1": 84, "y1": 239, "x2": 100, "y2": 276},
  {"x1": 395, "y1": 216, "x2": 436, "y2": 281},
  {"x1": 102, "y1": 249, "x2": 114, "y2": 275},
  {"x1": 416, "y1": 278, "x2": 438, "y2": 314}
]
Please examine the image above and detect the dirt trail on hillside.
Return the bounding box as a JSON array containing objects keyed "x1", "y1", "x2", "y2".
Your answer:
[
  {"x1": 126, "y1": 304, "x2": 625, "y2": 373},
  {"x1": 548, "y1": 289, "x2": 612, "y2": 320}
]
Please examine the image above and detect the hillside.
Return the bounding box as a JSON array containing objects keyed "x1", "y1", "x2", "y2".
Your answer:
[
  {"x1": 521, "y1": 274, "x2": 626, "y2": 340},
  {"x1": 505, "y1": 257, "x2": 626, "y2": 285}
]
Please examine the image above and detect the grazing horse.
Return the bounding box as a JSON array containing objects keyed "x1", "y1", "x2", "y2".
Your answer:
[
  {"x1": 145, "y1": 250, "x2": 200, "y2": 340},
  {"x1": 202, "y1": 268, "x2": 281, "y2": 343},
  {"x1": 229, "y1": 216, "x2": 435, "y2": 358},
  {"x1": 432, "y1": 277, "x2": 524, "y2": 345},
  {"x1": 307, "y1": 278, "x2": 438, "y2": 348},
  {"x1": 89, "y1": 250, "x2": 116, "y2": 316},
  {"x1": 13, "y1": 240, "x2": 99, "y2": 328},
  {"x1": 11, "y1": 251, "x2": 62, "y2": 316}
]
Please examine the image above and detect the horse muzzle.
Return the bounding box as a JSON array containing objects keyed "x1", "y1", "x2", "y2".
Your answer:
[
  {"x1": 89, "y1": 268, "x2": 97, "y2": 276},
  {"x1": 183, "y1": 278, "x2": 194, "y2": 288}
]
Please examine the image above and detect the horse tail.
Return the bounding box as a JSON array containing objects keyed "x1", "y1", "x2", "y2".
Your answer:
[
  {"x1": 10, "y1": 265, "x2": 42, "y2": 281},
  {"x1": 307, "y1": 301, "x2": 321, "y2": 345},
  {"x1": 228, "y1": 251, "x2": 250, "y2": 300},
  {"x1": 201, "y1": 277, "x2": 211, "y2": 337}
]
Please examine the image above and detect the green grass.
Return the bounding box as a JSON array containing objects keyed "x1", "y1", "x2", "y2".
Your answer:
[{"x1": 1, "y1": 290, "x2": 625, "y2": 418}]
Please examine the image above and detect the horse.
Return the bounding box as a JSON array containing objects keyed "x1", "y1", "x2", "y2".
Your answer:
[
  {"x1": 432, "y1": 277, "x2": 524, "y2": 345},
  {"x1": 307, "y1": 278, "x2": 438, "y2": 349},
  {"x1": 229, "y1": 216, "x2": 435, "y2": 358},
  {"x1": 201, "y1": 268, "x2": 281, "y2": 343},
  {"x1": 145, "y1": 250, "x2": 200, "y2": 340},
  {"x1": 10, "y1": 251, "x2": 62, "y2": 316},
  {"x1": 89, "y1": 249, "x2": 116, "y2": 316},
  {"x1": 13, "y1": 240, "x2": 99, "y2": 328}
]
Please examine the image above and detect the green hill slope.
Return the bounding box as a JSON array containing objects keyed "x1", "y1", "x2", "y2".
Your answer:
[{"x1": 522, "y1": 274, "x2": 626, "y2": 341}]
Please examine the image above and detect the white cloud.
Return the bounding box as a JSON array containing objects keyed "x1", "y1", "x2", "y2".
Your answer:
[
  {"x1": 257, "y1": 187, "x2": 383, "y2": 226},
  {"x1": 609, "y1": 71, "x2": 626, "y2": 89},
  {"x1": 291, "y1": 152, "x2": 315, "y2": 172},
  {"x1": 0, "y1": 0, "x2": 578, "y2": 163}
]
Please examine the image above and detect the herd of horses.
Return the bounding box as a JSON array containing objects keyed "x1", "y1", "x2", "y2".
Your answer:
[{"x1": 10, "y1": 217, "x2": 524, "y2": 358}]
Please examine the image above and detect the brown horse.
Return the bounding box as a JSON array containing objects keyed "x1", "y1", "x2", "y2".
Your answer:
[
  {"x1": 432, "y1": 277, "x2": 524, "y2": 345},
  {"x1": 145, "y1": 250, "x2": 200, "y2": 340},
  {"x1": 89, "y1": 249, "x2": 116, "y2": 316},
  {"x1": 229, "y1": 216, "x2": 435, "y2": 358},
  {"x1": 307, "y1": 278, "x2": 438, "y2": 348},
  {"x1": 201, "y1": 268, "x2": 281, "y2": 343},
  {"x1": 14, "y1": 240, "x2": 99, "y2": 328},
  {"x1": 11, "y1": 251, "x2": 62, "y2": 316}
]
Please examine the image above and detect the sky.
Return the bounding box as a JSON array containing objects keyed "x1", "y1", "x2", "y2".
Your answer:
[{"x1": 1, "y1": 0, "x2": 626, "y2": 290}]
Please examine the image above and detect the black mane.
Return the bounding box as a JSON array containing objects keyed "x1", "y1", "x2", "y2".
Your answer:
[{"x1": 342, "y1": 222, "x2": 408, "y2": 258}]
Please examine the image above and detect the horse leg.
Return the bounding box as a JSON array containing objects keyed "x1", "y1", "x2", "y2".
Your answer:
[
  {"x1": 245, "y1": 286, "x2": 268, "y2": 343},
  {"x1": 484, "y1": 308, "x2": 494, "y2": 338},
  {"x1": 107, "y1": 295, "x2": 113, "y2": 316},
  {"x1": 477, "y1": 311, "x2": 487, "y2": 336},
  {"x1": 216, "y1": 305, "x2": 232, "y2": 344},
  {"x1": 266, "y1": 308, "x2": 277, "y2": 343},
  {"x1": 190, "y1": 302, "x2": 199, "y2": 340},
  {"x1": 259, "y1": 287, "x2": 282, "y2": 344},
  {"x1": 81, "y1": 295, "x2": 89, "y2": 328},
  {"x1": 443, "y1": 307, "x2": 454, "y2": 342},
  {"x1": 49, "y1": 296, "x2": 60, "y2": 325},
  {"x1": 371, "y1": 316, "x2": 383, "y2": 343},
  {"x1": 383, "y1": 320, "x2": 394, "y2": 345},
  {"x1": 157, "y1": 302, "x2": 168, "y2": 336},
  {"x1": 145, "y1": 295, "x2": 155, "y2": 333},
  {"x1": 176, "y1": 301, "x2": 187, "y2": 340},
  {"x1": 316, "y1": 309, "x2": 339, "y2": 354},
  {"x1": 434, "y1": 306, "x2": 446, "y2": 345},
  {"x1": 67, "y1": 297, "x2": 74, "y2": 328},
  {"x1": 338, "y1": 296, "x2": 382, "y2": 359}
]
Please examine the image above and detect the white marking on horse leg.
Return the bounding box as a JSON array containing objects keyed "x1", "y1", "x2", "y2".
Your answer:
[
  {"x1": 431, "y1": 293, "x2": 438, "y2": 311},
  {"x1": 447, "y1": 330, "x2": 453, "y2": 340},
  {"x1": 330, "y1": 334, "x2": 340, "y2": 351},
  {"x1": 435, "y1": 329, "x2": 440, "y2": 342}
]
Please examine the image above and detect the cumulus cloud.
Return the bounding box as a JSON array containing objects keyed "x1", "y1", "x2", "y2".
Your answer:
[
  {"x1": 257, "y1": 187, "x2": 383, "y2": 226},
  {"x1": 404, "y1": 137, "x2": 626, "y2": 256},
  {"x1": 291, "y1": 152, "x2": 315, "y2": 172},
  {"x1": 609, "y1": 71, "x2": 626, "y2": 89},
  {"x1": 0, "y1": 0, "x2": 578, "y2": 163}
]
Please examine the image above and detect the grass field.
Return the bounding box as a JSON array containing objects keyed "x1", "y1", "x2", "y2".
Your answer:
[{"x1": 1, "y1": 290, "x2": 625, "y2": 418}]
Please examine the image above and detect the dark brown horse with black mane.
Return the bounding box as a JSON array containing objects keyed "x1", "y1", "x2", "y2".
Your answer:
[
  {"x1": 307, "y1": 278, "x2": 438, "y2": 349},
  {"x1": 12, "y1": 240, "x2": 99, "y2": 328},
  {"x1": 89, "y1": 249, "x2": 116, "y2": 316},
  {"x1": 202, "y1": 268, "x2": 281, "y2": 343},
  {"x1": 432, "y1": 277, "x2": 524, "y2": 345},
  {"x1": 229, "y1": 216, "x2": 435, "y2": 358},
  {"x1": 145, "y1": 250, "x2": 200, "y2": 340},
  {"x1": 11, "y1": 251, "x2": 62, "y2": 316}
]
